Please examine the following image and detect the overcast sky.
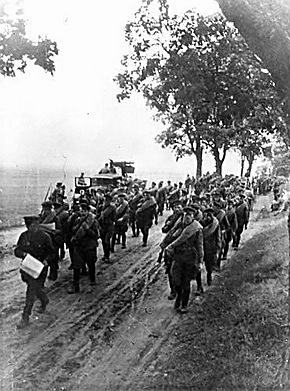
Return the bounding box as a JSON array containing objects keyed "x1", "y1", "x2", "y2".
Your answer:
[{"x1": 0, "y1": 0, "x2": 246, "y2": 178}]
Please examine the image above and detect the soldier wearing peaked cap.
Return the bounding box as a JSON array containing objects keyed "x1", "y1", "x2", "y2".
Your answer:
[
  {"x1": 129, "y1": 185, "x2": 143, "y2": 238},
  {"x1": 14, "y1": 215, "x2": 55, "y2": 329},
  {"x1": 164, "y1": 206, "x2": 204, "y2": 313},
  {"x1": 49, "y1": 182, "x2": 66, "y2": 204},
  {"x1": 232, "y1": 193, "x2": 249, "y2": 250},
  {"x1": 67, "y1": 201, "x2": 100, "y2": 293},
  {"x1": 39, "y1": 201, "x2": 55, "y2": 224},
  {"x1": 111, "y1": 193, "x2": 129, "y2": 251},
  {"x1": 136, "y1": 190, "x2": 156, "y2": 247},
  {"x1": 98, "y1": 193, "x2": 116, "y2": 261}
]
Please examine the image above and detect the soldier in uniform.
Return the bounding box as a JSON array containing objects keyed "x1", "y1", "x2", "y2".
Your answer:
[
  {"x1": 49, "y1": 182, "x2": 64, "y2": 204},
  {"x1": 213, "y1": 200, "x2": 229, "y2": 270},
  {"x1": 165, "y1": 206, "x2": 204, "y2": 313},
  {"x1": 99, "y1": 193, "x2": 116, "y2": 261},
  {"x1": 233, "y1": 194, "x2": 249, "y2": 250},
  {"x1": 53, "y1": 201, "x2": 69, "y2": 261},
  {"x1": 201, "y1": 208, "x2": 221, "y2": 286},
  {"x1": 128, "y1": 184, "x2": 143, "y2": 237},
  {"x1": 111, "y1": 193, "x2": 129, "y2": 251},
  {"x1": 38, "y1": 200, "x2": 60, "y2": 281},
  {"x1": 222, "y1": 199, "x2": 237, "y2": 260},
  {"x1": 136, "y1": 190, "x2": 156, "y2": 247},
  {"x1": 160, "y1": 201, "x2": 184, "y2": 300},
  {"x1": 14, "y1": 216, "x2": 54, "y2": 329},
  {"x1": 68, "y1": 200, "x2": 100, "y2": 293},
  {"x1": 149, "y1": 182, "x2": 158, "y2": 224},
  {"x1": 156, "y1": 181, "x2": 166, "y2": 217},
  {"x1": 39, "y1": 200, "x2": 55, "y2": 224}
]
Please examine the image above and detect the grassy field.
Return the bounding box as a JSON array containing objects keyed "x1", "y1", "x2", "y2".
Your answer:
[{"x1": 0, "y1": 167, "x2": 76, "y2": 229}]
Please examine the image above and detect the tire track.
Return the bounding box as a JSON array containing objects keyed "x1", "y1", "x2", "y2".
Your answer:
[{"x1": 3, "y1": 224, "x2": 165, "y2": 390}]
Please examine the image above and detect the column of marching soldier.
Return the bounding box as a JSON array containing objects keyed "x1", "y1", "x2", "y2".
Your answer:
[{"x1": 14, "y1": 174, "x2": 262, "y2": 328}]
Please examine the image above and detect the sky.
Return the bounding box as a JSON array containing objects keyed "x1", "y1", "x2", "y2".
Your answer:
[{"x1": 0, "y1": 0, "x2": 249, "y2": 179}]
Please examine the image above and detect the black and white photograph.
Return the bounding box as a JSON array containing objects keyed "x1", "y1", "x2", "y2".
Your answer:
[{"x1": 0, "y1": 0, "x2": 289, "y2": 390}]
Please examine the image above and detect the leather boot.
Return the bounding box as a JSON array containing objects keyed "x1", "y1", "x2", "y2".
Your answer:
[
  {"x1": 67, "y1": 283, "x2": 80, "y2": 294},
  {"x1": 16, "y1": 315, "x2": 29, "y2": 329}
]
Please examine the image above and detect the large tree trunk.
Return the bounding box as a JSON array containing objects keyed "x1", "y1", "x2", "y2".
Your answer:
[
  {"x1": 213, "y1": 144, "x2": 228, "y2": 176},
  {"x1": 217, "y1": 0, "x2": 290, "y2": 143},
  {"x1": 195, "y1": 139, "x2": 203, "y2": 178},
  {"x1": 213, "y1": 148, "x2": 223, "y2": 176},
  {"x1": 240, "y1": 155, "x2": 245, "y2": 177},
  {"x1": 246, "y1": 155, "x2": 254, "y2": 177}
]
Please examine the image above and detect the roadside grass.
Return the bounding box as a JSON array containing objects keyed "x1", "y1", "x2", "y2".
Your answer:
[{"x1": 138, "y1": 218, "x2": 289, "y2": 391}]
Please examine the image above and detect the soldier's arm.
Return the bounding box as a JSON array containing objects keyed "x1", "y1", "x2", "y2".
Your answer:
[
  {"x1": 223, "y1": 214, "x2": 230, "y2": 230},
  {"x1": 244, "y1": 204, "x2": 249, "y2": 227},
  {"x1": 216, "y1": 226, "x2": 222, "y2": 254},
  {"x1": 196, "y1": 229, "x2": 204, "y2": 263},
  {"x1": 14, "y1": 233, "x2": 27, "y2": 259}
]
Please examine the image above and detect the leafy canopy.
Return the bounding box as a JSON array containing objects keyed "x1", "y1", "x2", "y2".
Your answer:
[{"x1": 0, "y1": 0, "x2": 58, "y2": 76}]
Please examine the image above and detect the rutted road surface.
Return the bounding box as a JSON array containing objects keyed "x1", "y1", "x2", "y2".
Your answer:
[
  {"x1": 0, "y1": 195, "x2": 285, "y2": 390},
  {"x1": 1, "y1": 214, "x2": 175, "y2": 391}
]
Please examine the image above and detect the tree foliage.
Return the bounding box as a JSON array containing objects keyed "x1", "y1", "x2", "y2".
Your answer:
[
  {"x1": 0, "y1": 0, "x2": 58, "y2": 76},
  {"x1": 115, "y1": 0, "x2": 286, "y2": 176},
  {"x1": 216, "y1": 0, "x2": 290, "y2": 144}
]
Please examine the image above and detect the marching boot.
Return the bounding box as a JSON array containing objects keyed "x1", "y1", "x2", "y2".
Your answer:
[
  {"x1": 167, "y1": 291, "x2": 176, "y2": 300},
  {"x1": 36, "y1": 298, "x2": 50, "y2": 313},
  {"x1": 16, "y1": 315, "x2": 29, "y2": 329},
  {"x1": 67, "y1": 282, "x2": 80, "y2": 294},
  {"x1": 207, "y1": 272, "x2": 212, "y2": 286},
  {"x1": 48, "y1": 269, "x2": 58, "y2": 281}
]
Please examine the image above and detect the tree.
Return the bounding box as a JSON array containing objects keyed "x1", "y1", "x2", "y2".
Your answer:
[
  {"x1": 216, "y1": 0, "x2": 290, "y2": 144},
  {"x1": 116, "y1": 2, "x2": 209, "y2": 177},
  {"x1": 0, "y1": 1, "x2": 58, "y2": 76},
  {"x1": 116, "y1": 1, "x2": 285, "y2": 176}
]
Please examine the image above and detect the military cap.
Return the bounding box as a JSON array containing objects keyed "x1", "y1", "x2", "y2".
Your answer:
[
  {"x1": 41, "y1": 200, "x2": 53, "y2": 208},
  {"x1": 80, "y1": 201, "x2": 90, "y2": 210},
  {"x1": 53, "y1": 201, "x2": 62, "y2": 209},
  {"x1": 191, "y1": 203, "x2": 200, "y2": 210},
  {"x1": 203, "y1": 207, "x2": 214, "y2": 214},
  {"x1": 56, "y1": 182, "x2": 62, "y2": 186},
  {"x1": 24, "y1": 215, "x2": 40, "y2": 225},
  {"x1": 191, "y1": 194, "x2": 200, "y2": 200},
  {"x1": 183, "y1": 206, "x2": 197, "y2": 213}
]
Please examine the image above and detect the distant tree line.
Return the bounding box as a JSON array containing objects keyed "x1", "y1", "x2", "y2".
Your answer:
[{"x1": 115, "y1": 0, "x2": 288, "y2": 178}]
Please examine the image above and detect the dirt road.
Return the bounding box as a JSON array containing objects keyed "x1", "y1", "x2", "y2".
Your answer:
[{"x1": 0, "y1": 194, "x2": 288, "y2": 391}]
